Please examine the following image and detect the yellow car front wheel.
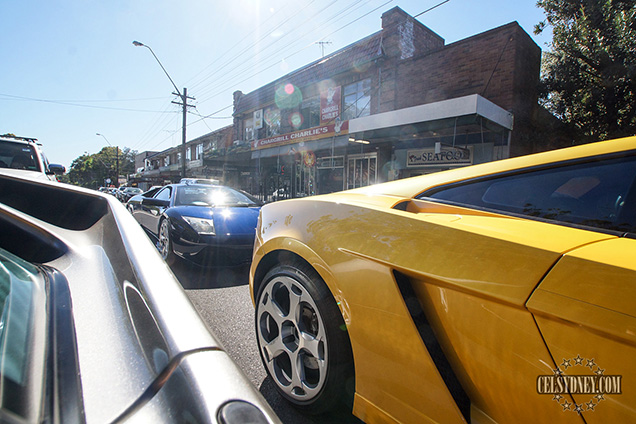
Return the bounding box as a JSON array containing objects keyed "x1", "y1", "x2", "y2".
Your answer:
[{"x1": 255, "y1": 258, "x2": 354, "y2": 414}]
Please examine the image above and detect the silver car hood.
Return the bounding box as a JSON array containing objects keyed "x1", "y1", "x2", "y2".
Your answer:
[{"x1": 0, "y1": 175, "x2": 279, "y2": 423}]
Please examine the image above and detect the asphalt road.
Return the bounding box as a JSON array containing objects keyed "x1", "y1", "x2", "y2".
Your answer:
[{"x1": 171, "y1": 260, "x2": 362, "y2": 424}]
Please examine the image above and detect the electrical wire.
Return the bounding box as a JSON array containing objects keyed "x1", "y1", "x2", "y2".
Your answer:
[{"x1": 0, "y1": 93, "x2": 176, "y2": 113}]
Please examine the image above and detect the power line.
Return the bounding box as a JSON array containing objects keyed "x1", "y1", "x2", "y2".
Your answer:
[
  {"x1": 195, "y1": 0, "x2": 382, "y2": 104},
  {"x1": 196, "y1": 0, "x2": 393, "y2": 106},
  {"x1": 414, "y1": 0, "x2": 451, "y2": 18},
  {"x1": 188, "y1": 0, "x2": 321, "y2": 92},
  {"x1": 0, "y1": 93, "x2": 175, "y2": 113},
  {"x1": 193, "y1": 0, "x2": 342, "y2": 99}
]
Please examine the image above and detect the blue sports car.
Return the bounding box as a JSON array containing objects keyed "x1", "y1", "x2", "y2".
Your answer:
[{"x1": 129, "y1": 182, "x2": 262, "y2": 266}]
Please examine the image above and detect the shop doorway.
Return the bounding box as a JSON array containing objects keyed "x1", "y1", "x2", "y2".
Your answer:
[
  {"x1": 295, "y1": 159, "x2": 316, "y2": 197},
  {"x1": 317, "y1": 156, "x2": 344, "y2": 194},
  {"x1": 347, "y1": 153, "x2": 377, "y2": 189}
]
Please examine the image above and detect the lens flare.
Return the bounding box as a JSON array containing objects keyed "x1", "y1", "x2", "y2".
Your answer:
[
  {"x1": 289, "y1": 112, "x2": 304, "y2": 129},
  {"x1": 275, "y1": 83, "x2": 302, "y2": 109}
]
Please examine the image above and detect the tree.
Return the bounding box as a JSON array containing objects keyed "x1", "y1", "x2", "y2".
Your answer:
[
  {"x1": 67, "y1": 147, "x2": 137, "y2": 188},
  {"x1": 535, "y1": 0, "x2": 636, "y2": 142}
]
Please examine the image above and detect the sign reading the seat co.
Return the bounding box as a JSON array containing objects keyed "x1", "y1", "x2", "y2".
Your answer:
[{"x1": 407, "y1": 147, "x2": 472, "y2": 167}]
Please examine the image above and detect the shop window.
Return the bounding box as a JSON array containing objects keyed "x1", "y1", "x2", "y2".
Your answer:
[
  {"x1": 265, "y1": 107, "x2": 281, "y2": 137},
  {"x1": 300, "y1": 97, "x2": 320, "y2": 129},
  {"x1": 343, "y1": 79, "x2": 371, "y2": 121},
  {"x1": 245, "y1": 118, "x2": 254, "y2": 141}
]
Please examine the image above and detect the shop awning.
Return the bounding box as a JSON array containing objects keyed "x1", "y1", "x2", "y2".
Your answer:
[{"x1": 349, "y1": 94, "x2": 514, "y2": 135}]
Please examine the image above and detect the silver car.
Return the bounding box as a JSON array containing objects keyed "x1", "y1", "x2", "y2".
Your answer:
[{"x1": 0, "y1": 173, "x2": 279, "y2": 423}]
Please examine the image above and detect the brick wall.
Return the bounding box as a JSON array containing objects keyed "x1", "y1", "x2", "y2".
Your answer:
[{"x1": 382, "y1": 21, "x2": 542, "y2": 156}]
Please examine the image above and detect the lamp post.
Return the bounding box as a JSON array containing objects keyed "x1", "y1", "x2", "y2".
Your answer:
[
  {"x1": 133, "y1": 40, "x2": 193, "y2": 179},
  {"x1": 96, "y1": 133, "x2": 119, "y2": 187}
]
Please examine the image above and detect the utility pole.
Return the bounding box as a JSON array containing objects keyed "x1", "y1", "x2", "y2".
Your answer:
[
  {"x1": 133, "y1": 41, "x2": 195, "y2": 179},
  {"x1": 172, "y1": 87, "x2": 195, "y2": 179}
]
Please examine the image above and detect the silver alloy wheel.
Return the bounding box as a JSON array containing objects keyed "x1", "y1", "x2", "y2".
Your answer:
[
  {"x1": 257, "y1": 275, "x2": 328, "y2": 401},
  {"x1": 159, "y1": 219, "x2": 171, "y2": 260}
]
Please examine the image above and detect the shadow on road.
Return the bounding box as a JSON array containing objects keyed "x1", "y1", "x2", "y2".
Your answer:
[
  {"x1": 259, "y1": 377, "x2": 363, "y2": 424},
  {"x1": 170, "y1": 260, "x2": 250, "y2": 289}
]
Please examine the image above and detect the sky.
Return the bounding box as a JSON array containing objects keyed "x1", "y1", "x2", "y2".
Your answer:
[{"x1": 1, "y1": 0, "x2": 553, "y2": 169}]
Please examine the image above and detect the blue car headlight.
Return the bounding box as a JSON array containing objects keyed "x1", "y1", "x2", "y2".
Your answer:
[{"x1": 182, "y1": 216, "x2": 215, "y2": 235}]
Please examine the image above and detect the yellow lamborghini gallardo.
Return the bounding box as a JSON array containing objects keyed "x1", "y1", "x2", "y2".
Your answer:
[{"x1": 249, "y1": 136, "x2": 636, "y2": 423}]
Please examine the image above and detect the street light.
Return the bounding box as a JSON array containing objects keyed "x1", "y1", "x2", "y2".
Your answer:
[
  {"x1": 133, "y1": 40, "x2": 193, "y2": 179},
  {"x1": 96, "y1": 133, "x2": 119, "y2": 187}
]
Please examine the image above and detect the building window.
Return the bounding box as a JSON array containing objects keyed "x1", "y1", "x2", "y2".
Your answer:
[
  {"x1": 265, "y1": 107, "x2": 281, "y2": 137},
  {"x1": 196, "y1": 144, "x2": 203, "y2": 160},
  {"x1": 186, "y1": 147, "x2": 192, "y2": 161},
  {"x1": 343, "y1": 79, "x2": 371, "y2": 120},
  {"x1": 300, "y1": 97, "x2": 320, "y2": 129},
  {"x1": 164, "y1": 156, "x2": 170, "y2": 166},
  {"x1": 245, "y1": 118, "x2": 254, "y2": 141}
]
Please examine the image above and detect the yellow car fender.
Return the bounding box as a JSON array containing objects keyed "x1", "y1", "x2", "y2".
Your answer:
[{"x1": 250, "y1": 236, "x2": 349, "y2": 322}]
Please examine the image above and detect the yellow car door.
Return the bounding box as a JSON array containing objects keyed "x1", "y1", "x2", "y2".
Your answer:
[{"x1": 527, "y1": 237, "x2": 636, "y2": 423}]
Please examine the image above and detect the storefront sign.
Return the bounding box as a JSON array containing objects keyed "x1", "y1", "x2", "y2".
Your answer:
[
  {"x1": 254, "y1": 109, "x2": 263, "y2": 129},
  {"x1": 303, "y1": 150, "x2": 316, "y2": 167},
  {"x1": 252, "y1": 120, "x2": 349, "y2": 150},
  {"x1": 320, "y1": 86, "x2": 341, "y2": 124},
  {"x1": 407, "y1": 147, "x2": 472, "y2": 167}
]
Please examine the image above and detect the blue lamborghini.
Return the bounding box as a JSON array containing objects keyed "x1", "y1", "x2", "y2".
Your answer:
[{"x1": 129, "y1": 182, "x2": 262, "y2": 266}]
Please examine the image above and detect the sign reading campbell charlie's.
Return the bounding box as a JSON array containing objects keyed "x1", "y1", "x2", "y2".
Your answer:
[
  {"x1": 252, "y1": 120, "x2": 349, "y2": 150},
  {"x1": 407, "y1": 147, "x2": 472, "y2": 167}
]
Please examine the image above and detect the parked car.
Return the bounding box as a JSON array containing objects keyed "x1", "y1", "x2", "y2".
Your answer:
[
  {"x1": 249, "y1": 136, "x2": 636, "y2": 423},
  {"x1": 129, "y1": 182, "x2": 262, "y2": 266},
  {"x1": 0, "y1": 173, "x2": 279, "y2": 423},
  {"x1": 119, "y1": 186, "x2": 143, "y2": 203},
  {"x1": 127, "y1": 185, "x2": 163, "y2": 213},
  {"x1": 114, "y1": 185, "x2": 128, "y2": 202},
  {"x1": 180, "y1": 177, "x2": 220, "y2": 185},
  {"x1": 0, "y1": 134, "x2": 65, "y2": 181}
]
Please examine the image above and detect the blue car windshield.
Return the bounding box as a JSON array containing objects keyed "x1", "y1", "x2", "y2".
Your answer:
[{"x1": 175, "y1": 186, "x2": 261, "y2": 207}]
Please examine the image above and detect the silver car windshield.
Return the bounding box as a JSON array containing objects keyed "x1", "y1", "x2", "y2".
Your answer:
[{"x1": 0, "y1": 248, "x2": 47, "y2": 421}]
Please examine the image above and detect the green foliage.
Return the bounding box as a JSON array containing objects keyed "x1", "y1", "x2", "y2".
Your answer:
[
  {"x1": 67, "y1": 146, "x2": 137, "y2": 188},
  {"x1": 536, "y1": 0, "x2": 636, "y2": 141}
]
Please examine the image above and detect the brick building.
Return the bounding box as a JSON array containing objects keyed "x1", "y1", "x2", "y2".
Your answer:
[
  {"x1": 229, "y1": 6, "x2": 563, "y2": 199},
  {"x1": 135, "y1": 6, "x2": 564, "y2": 198},
  {"x1": 132, "y1": 125, "x2": 234, "y2": 189}
]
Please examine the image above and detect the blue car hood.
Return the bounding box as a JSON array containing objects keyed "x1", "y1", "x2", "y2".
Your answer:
[{"x1": 177, "y1": 206, "x2": 260, "y2": 235}]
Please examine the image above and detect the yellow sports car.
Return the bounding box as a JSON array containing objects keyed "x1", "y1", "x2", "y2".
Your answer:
[{"x1": 249, "y1": 136, "x2": 636, "y2": 423}]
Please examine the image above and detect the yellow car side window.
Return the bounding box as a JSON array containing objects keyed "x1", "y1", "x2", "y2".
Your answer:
[{"x1": 425, "y1": 155, "x2": 636, "y2": 234}]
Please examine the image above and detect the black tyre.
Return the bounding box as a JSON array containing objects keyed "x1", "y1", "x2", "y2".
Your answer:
[
  {"x1": 255, "y1": 259, "x2": 354, "y2": 414},
  {"x1": 158, "y1": 218, "x2": 177, "y2": 266}
]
